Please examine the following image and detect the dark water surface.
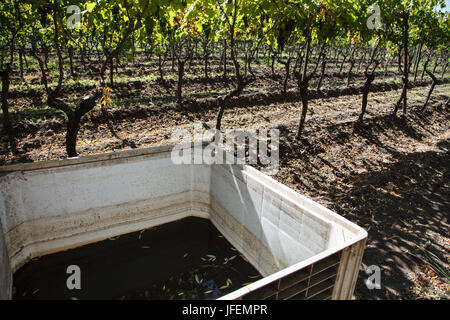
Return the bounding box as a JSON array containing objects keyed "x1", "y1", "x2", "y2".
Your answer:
[{"x1": 13, "y1": 217, "x2": 262, "y2": 300}]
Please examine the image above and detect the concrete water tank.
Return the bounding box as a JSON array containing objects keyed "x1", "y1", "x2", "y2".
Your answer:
[{"x1": 0, "y1": 143, "x2": 367, "y2": 300}]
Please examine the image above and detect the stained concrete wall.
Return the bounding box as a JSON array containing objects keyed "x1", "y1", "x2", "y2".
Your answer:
[
  {"x1": 0, "y1": 148, "x2": 197, "y2": 272},
  {"x1": 209, "y1": 163, "x2": 356, "y2": 277},
  {"x1": 0, "y1": 216, "x2": 11, "y2": 300}
]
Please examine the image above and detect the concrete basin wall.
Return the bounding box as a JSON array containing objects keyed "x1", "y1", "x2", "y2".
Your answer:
[
  {"x1": 0, "y1": 144, "x2": 366, "y2": 300},
  {"x1": 211, "y1": 162, "x2": 367, "y2": 300},
  {"x1": 210, "y1": 163, "x2": 333, "y2": 276},
  {"x1": 0, "y1": 217, "x2": 11, "y2": 299},
  {"x1": 0, "y1": 146, "x2": 203, "y2": 273}
]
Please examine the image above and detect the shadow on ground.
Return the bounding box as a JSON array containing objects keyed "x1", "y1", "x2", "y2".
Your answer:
[
  {"x1": 272, "y1": 106, "x2": 449, "y2": 299},
  {"x1": 332, "y1": 139, "x2": 450, "y2": 299}
]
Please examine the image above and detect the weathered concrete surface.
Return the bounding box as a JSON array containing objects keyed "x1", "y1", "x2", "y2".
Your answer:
[{"x1": 0, "y1": 217, "x2": 11, "y2": 300}]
